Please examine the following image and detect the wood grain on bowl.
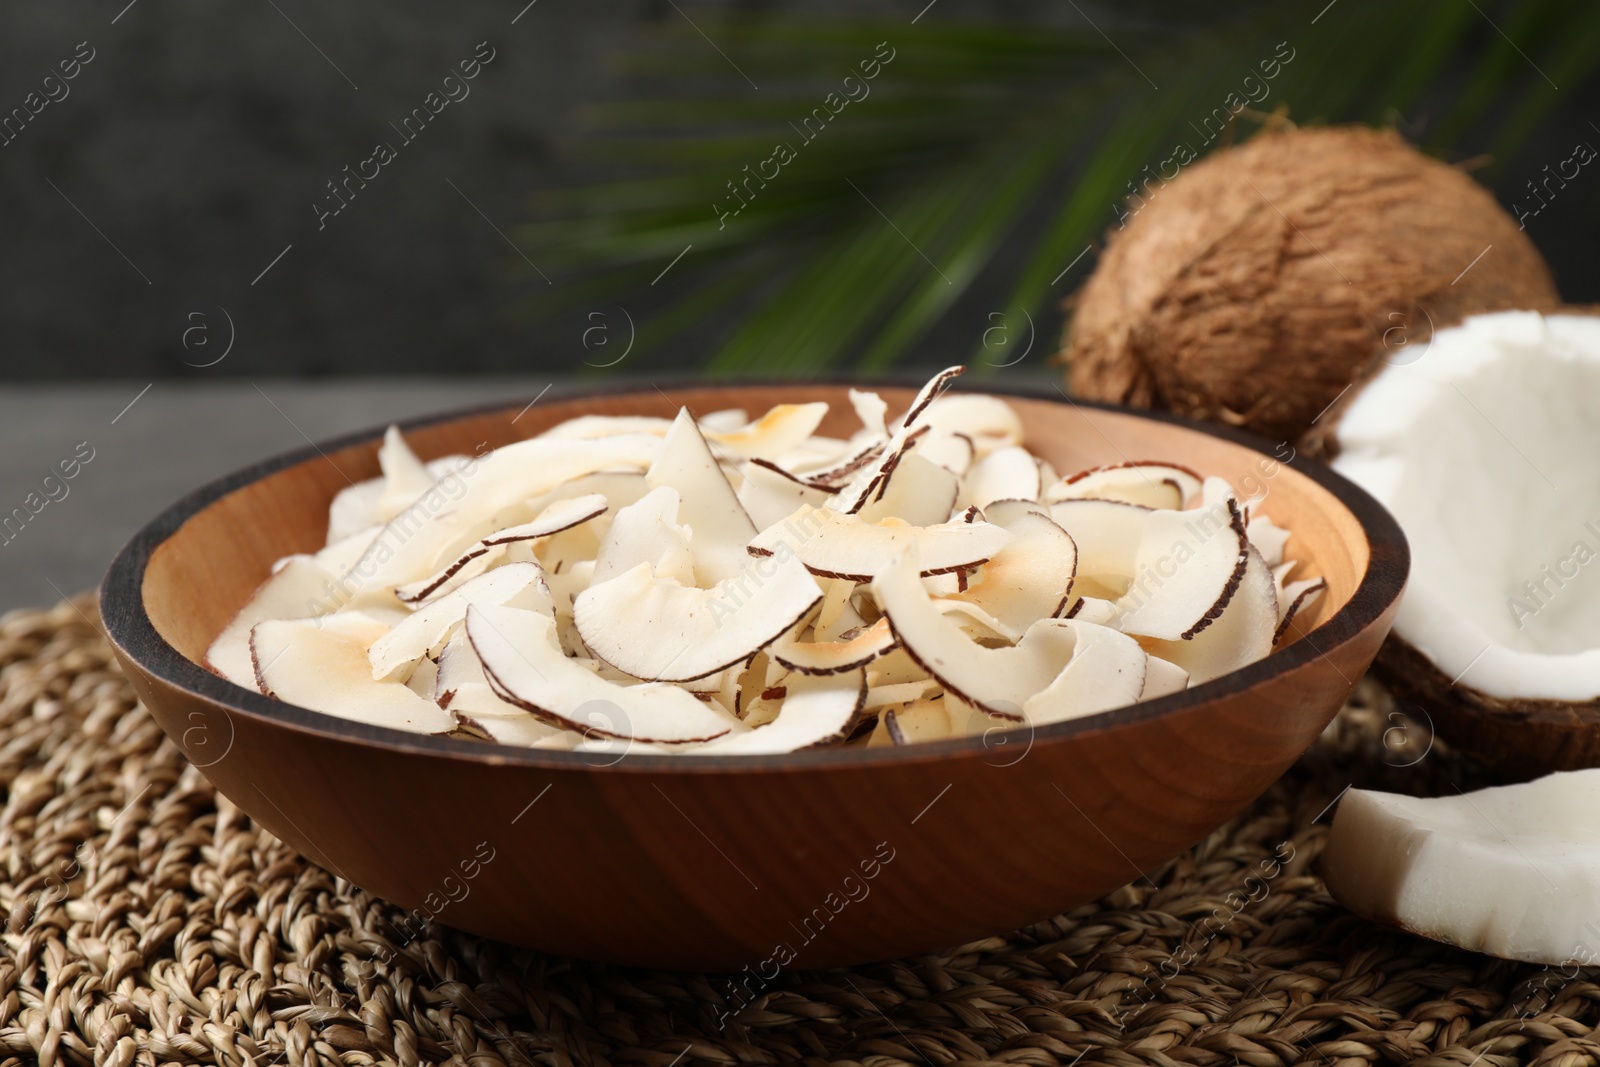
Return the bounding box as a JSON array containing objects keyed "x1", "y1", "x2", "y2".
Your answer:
[{"x1": 102, "y1": 384, "x2": 1407, "y2": 971}]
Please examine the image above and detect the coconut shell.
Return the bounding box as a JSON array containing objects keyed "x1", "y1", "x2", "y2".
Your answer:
[
  {"x1": 1060, "y1": 126, "x2": 1560, "y2": 443},
  {"x1": 1376, "y1": 634, "x2": 1600, "y2": 778}
]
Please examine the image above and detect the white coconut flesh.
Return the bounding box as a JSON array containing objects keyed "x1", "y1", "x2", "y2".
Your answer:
[
  {"x1": 468, "y1": 603, "x2": 739, "y2": 743},
  {"x1": 218, "y1": 366, "x2": 1321, "y2": 752},
  {"x1": 747, "y1": 505, "x2": 1012, "y2": 582},
  {"x1": 1322, "y1": 770, "x2": 1600, "y2": 965},
  {"x1": 1331, "y1": 311, "x2": 1600, "y2": 700}
]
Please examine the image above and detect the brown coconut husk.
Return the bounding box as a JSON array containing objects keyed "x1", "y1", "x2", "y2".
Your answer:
[
  {"x1": 1060, "y1": 125, "x2": 1560, "y2": 444},
  {"x1": 1376, "y1": 634, "x2": 1600, "y2": 778}
]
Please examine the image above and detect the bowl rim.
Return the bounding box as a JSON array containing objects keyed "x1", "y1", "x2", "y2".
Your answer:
[{"x1": 101, "y1": 379, "x2": 1409, "y2": 774}]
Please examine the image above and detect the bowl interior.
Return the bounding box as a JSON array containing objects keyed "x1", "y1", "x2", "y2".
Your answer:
[{"x1": 141, "y1": 384, "x2": 1367, "y2": 707}]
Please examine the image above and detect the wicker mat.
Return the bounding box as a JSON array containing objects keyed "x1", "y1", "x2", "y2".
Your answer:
[{"x1": 0, "y1": 597, "x2": 1596, "y2": 1067}]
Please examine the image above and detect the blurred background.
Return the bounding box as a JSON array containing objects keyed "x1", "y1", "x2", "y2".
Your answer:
[{"x1": 1, "y1": 0, "x2": 1598, "y2": 604}]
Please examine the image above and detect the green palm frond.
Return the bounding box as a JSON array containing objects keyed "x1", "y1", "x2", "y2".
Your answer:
[{"x1": 514, "y1": 0, "x2": 1600, "y2": 377}]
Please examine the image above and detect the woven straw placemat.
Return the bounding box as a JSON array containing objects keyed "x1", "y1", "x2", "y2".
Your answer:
[{"x1": 0, "y1": 596, "x2": 1596, "y2": 1067}]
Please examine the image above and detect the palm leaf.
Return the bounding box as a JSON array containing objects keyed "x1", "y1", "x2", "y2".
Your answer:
[{"x1": 517, "y1": 0, "x2": 1598, "y2": 377}]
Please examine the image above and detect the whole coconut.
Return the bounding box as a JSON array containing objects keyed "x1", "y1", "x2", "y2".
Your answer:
[{"x1": 1060, "y1": 125, "x2": 1559, "y2": 443}]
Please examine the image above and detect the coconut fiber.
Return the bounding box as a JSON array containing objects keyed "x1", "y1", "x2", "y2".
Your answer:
[{"x1": 0, "y1": 595, "x2": 1596, "y2": 1067}]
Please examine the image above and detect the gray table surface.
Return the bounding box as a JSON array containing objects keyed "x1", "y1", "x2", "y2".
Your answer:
[{"x1": 0, "y1": 379, "x2": 559, "y2": 612}]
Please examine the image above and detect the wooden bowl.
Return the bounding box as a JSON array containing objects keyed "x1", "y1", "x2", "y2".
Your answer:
[{"x1": 102, "y1": 383, "x2": 1407, "y2": 971}]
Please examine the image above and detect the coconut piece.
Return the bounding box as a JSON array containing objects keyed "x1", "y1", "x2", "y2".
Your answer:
[
  {"x1": 339, "y1": 433, "x2": 661, "y2": 599},
  {"x1": 591, "y1": 486, "x2": 697, "y2": 587},
  {"x1": 917, "y1": 392, "x2": 1022, "y2": 458},
  {"x1": 1326, "y1": 311, "x2": 1600, "y2": 773},
  {"x1": 857, "y1": 454, "x2": 959, "y2": 527},
  {"x1": 773, "y1": 617, "x2": 897, "y2": 675},
  {"x1": 1115, "y1": 494, "x2": 1249, "y2": 642},
  {"x1": 1063, "y1": 596, "x2": 1119, "y2": 627},
  {"x1": 737, "y1": 459, "x2": 839, "y2": 530},
  {"x1": 206, "y1": 556, "x2": 335, "y2": 688},
  {"x1": 884, "y1": 698, "x2": 955, "y2": 745},
  {"x1": 958, "y1": 446, "x2": 1042, "y2": 511},
  {"x1": 647, "y1": 409, "x2": 759, "y2": 584},
  {"x1": 917, "y1": 429, "x2": 975, "y2": 477},
  {"x1": 848, "y1": 389, "x2": 889, "y2": 439},
  {"x1": 748, "y1": 505, "x2": 1012, "y2": 583},
  {"x1": 934, "y1": 599, "x2": 1018, "y2": 644},
  {"x1": 1024, "y1": 621, "x2": 1148, "y2": 725},
  {"x1": 705, "y1": 402, "x2": 830, "y2": 461},
  {"x1": 574, "y1": 550, "x2": 822, "y2": 682},
  {"x1": 1047, "y1": 498, "x2": 1154, "y2": 588},
  {"x1": 395, "y1": 494, "x2": 609, "y2": 605},
  {"x1": 468, "y1": 603, "x2": 737, "y2": 742},
  {"x1": 1321, "y1": 771, "x2": 1600, "y2": 966},
  {"x1": 368, "y1": 562, "x2": 551, "y2": 681},
  {"x1": 873, "y1": 546, "x2": 1078, "y2": 718},
  {"x1": 686, "y1": 670, "x2": 866, "y2": 754},
  {"x1": 1273, "y1": 562, "x2": 1328, "y2": 643},
  {"x1": 863, "y1": 680, "x2": 933, "y2": 710},
  {"x1": 1062, "y1": 125, "x2": 1559, "y2": 442},
  {"x1": 406, "y1": 657, "x2": 439, "y2": 700},
  {"x1": 949, "y1": 509, "x2": 1077, "y2": 635},
  {"x1": 1142, "y1": 545, "x2": 1279, "y2": 685},
  {"x1": 324, "y1": 428, "x2": 468, "y2": 543},
  {"x1": 540, "y1": 414, "x2": 673, "y2": 440},
  {"x1": 1046, "y1": 461, "x2": 1202, "y2": 510},
  {"x1": 1248, "y1": 514, "x2": 1292, "y2": 567},
  {"x1": 830, "y1": 367, "x2": 962, "y2": 513},
  {"x1": 251, "y1": 614, "x2": 454, "y2": 733},
  {"x1": 1141, "y1": 655, "x2": 1190, "y2": 699}
]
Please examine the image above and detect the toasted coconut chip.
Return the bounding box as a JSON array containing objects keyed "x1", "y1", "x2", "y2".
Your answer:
[
  {"x1": 773, "y1": 617, "x2": 897, "y2": 675},
  {"x1": 737, "y1": 458, "x2": 839, "y2": 530},
  {"x1": 898, "y1": 366, "x2": 965, "y2": 429},
  {"x1": 748, "y1": 505, "x2": 1012, "y2": 583},
  {"x1": 524, "y1": 471, "x2": 651, "y2": 522},
  {"x1": 437, "y1": 633, "x2": 565, "y2": 745},
  {"x1": 574, "y1": 552, "x2": 823, "y2": 682},
  {"x1": 795, "y1": 439, "x2": 886, "y2": 487},
  {"x1": 858, "y1": 453, "x2": 959, "y2": 526},
  {"x1": 1141, "y1": 655, "x2": 1190, "y2": 699},
  {"x1": 917, "y1": 428, "x2": 976, "y2": 477},
  {"x1": 949, "y1": 509, "x2": 1077, "y2": 635},
  {"x1": 849, "y1": 389, "x2": 889, "y2": 439},
  {"x1": 1047, "y1": 461, "x2": 1203, "y2": 509},
  {"x1": 698, "y1": 408, "x2": 749, "y2": 433},
  {"x1": 812, "y1": 577, "x2": 861, "y2": 642},
  {"x1": 592, "y1": 486, "x2": 697, "y2": 587},
  {"x1": 1046, "y1": 498, "x2": 1154, "y2": 586},
  {"x1": 369, "y1": 562, "x2": 550, "y2": 682},
  {"x1": 468, "y1": 603, "x2": 738, "y2": 742},
  {"x1": 341, "y1": 433, "x2": 661, "y2": 599},
  {"x1": 866, "y1": 646, "x2": 933, "y2": 688},
  {"x1": 873, "y1": 546, "x2": 1076, "y2": 718},
  {"x1": 206, "y1": 556, "x2": 335, "y2": 688},
  {"x1": 539, "y1": 414, "x2": 673, "y2": 440},
  {"x1": 1249, "y1": 514, "x2": 1292, "y2": 567},
  {"x1": 1114, "y1": 495, "x2": 1249, "y2": 642},
  {"x1": 648, "y1": 409, "x2": 759, "y2": 584},
  {"x1": 1142, "y1": 545, "x2": 1278, "y2": 685},
  {"x1": 1023, "y1": 621, "x2": 1148, "y2": 725},
  {"x1": 1064, "y1": 596, "x2": 1120, "y2": 627},
  {"x1": 884, "y1": 698, "x2": 955, "y2": 744},
  {"x1": 252, "y1": 614, "x2": 454, "y2": 733},
  {"x1": 865, "y1": 680, "x2": 935, "y2": 709},
  {"x1": 830, "y1": 367, "x2": 961, "y2": 512},
  {"x1": 960, "y1": 446, "x2": 1043, "y2": 511},
  {"x1": 406, "y1": 656, "x2": 439, "y2": 700},
  {"x1": 325, "y1": 427, "x2": 469, "y2": 543},
  {"x1": 687, "y1": 670, "x2": 866, "y2": 754},
  {"x1": 314, "y1": 523, "x2": 384, "y2": 576},
  {"x1": 918, "y1": 392, "x2": 1022, "y2": 458},
  {"x1": 705, "y1": 402, "x2": 830, "y2": 461},
  {"x1": 1273, "y1": 565, "x2": 1327, "y2": 643},
  {"x1": 396, "y1": 494, "x2": 609, "y2": 605},
  {"x1": 934, "y1": 599, "x2": 1019, "y2": 644}
]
